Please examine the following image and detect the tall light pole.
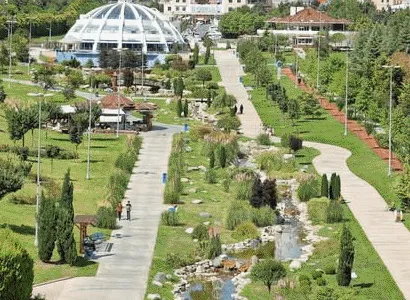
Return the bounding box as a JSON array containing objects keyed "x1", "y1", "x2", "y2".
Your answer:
[
  {"x1": 48, "y1": 22, "x2": 52, "y2": 48},
  {"x1": 7, "y1": 17, "x2": 17, "y2": 88},
  {"x1": 116, "y1": 49, "x2": 122, "y2": 138},
  {"x1": 28, "y1": 92, "x2": 54, "y2": 247},
  {"x1": 141, "y1": 50, "x2": 145, "y2": 100},
  {"x1": 344, "y1": 49, "x2": 349, "y2": 136},
  {"x1": 86, "y1": 97, "x2": 92, "y2": 180},
  {"x1": 295, "y1": 49, "x2": 298, "y2": 87},
  {"x1": 382, "y1": 65, "x2": 400, "y2": 177},
  {"x1": 316, "y1": 11, "x2": 322, "y2": 92},
  {"x1": 28, "y1": 21, "x2": 32, "y2": 76}
]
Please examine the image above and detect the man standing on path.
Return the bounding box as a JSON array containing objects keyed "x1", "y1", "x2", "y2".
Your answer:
[
  {"x1": 116, "y1": 202, "x2": 123, "y2": 221},
  {"x1": 126, "y1": 201, "x2": 132, "y2": 221},
  {"x1": 239, "y1": 104, "x2": 244, "y2": 114}
]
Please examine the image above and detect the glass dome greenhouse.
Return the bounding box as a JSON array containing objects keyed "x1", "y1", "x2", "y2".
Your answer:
[{"x1": 57, "y1": 0, "x2": 185, "y2": 66}]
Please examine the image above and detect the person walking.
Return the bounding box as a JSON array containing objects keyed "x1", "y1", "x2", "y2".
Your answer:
[
  {"x1": 239, "y1": 104, "x2": 244, "y2": 114},
  {"x1": 126, "y1": 201, "x2": 132, "y2": 221},
  {"x1": 234, "y1": 105, "x2": 237, "y2": 114},
  {"x1": 116, "y1": 202, "x2": 123, "y2": 221}
]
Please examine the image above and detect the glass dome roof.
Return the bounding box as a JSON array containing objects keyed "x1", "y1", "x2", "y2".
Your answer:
[{"x1": 62, "y1": 0, "x2": 184, "y2": 53}]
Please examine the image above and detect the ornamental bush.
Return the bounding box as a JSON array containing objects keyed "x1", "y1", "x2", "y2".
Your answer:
[
  {"x1": 96, "y1": 206, "x2": 117, "y2": 229},
  {"x1": 326, "y1": 200, "x2": 344, "y2": 223},
  {"x1": 250, "y1": 206, "x2": 276, "y2": 227},
  {"x1": 297, "y1": 179, "x2": 319, "y2": 202},
  {"x1": 207, "y1": 235, "x2": 222, "y2": 259},
  {"x1": 161, "y1": 211, "x2": 179, "y2": 226},
  {"x1": 38, "y1": 196, "x2": 57, "y2": 262},
  {"x1": 192, "y1": 224, "x2": 209, "y2": 241},
  {"x1": 321, "y1": 174, "x2": 329, "y2": 197},
  {"x1": 205, "y1": 168, "x2": 217, "y2": 184},
  {"x1": 226, "y1": 201, "x2": 250, "y2": 230},
  {"x1": 256, "y1": 133, "x2": 271, "y2": 146},
  {"x1": 232, "y1": 221, "x2": 259, "y2": 240},
  {"x1": 250, "y1": 259, "x2": 286, "y2": 294},
  {"x1": 0, "y1": 229, "x2": 34, "y2": 300},
  {"x1": 307, "y1": 197, "x2": 330, "y2": 224}
]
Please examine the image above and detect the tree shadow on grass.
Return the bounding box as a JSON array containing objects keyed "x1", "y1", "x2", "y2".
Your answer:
[
  {"x1": 50, "y1": 137, "x2": 70, "y2": 142},
  {"x1": 295, "y1": 154, "x2": 305, "y2": 158},
  {"x1": 91, "y1": 137, "x2": 118, "y2": 142},
  {"x1": 73, "y1": 256, "x2": 97, "y2": 267},
  {"x1": 0, "y1": 223, "x2": 35, "y2": 235},
  {"x1": 352, "y1": 282, "x2": 374, "y2": 289},
  {"x1": 80, "y1": 159, "x2": 103, "y2": 163},
  {"x1": 90, "y1": 145, "x2": 107, "y2": 149}
]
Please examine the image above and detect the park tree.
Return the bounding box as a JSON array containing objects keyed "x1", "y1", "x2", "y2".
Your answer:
[
  {"x1": 62, "y1": 87, "x2": 75, "y2": 101},
  {"x1": 329, "y1": 173, "x2": 337, "y2": 200},
  {"x1": 69, "y1": 112, "x2": 87, "y2": 154},
  {"x1": 176, "y1": 98, "x2": 182, "y2": 117},
  {"x1": 66, "y1": 69, "x2": 83, "y2": 89},
  {"x1": 251, "y1": 259, "x2": 286, "y2": 293},
  {"x1": 56, "y1": 170, "x2": 77, "y2": 265},
  {"x1": 195, "y1": 68, "x2": 212, "y2": 87},
  {"x1": 45, "y1": 145, "x2": 60, "y2": 172},
  {"x1": 173, "y1": 77, "x2": 184, "y2": 98},
  {"x1": 255, "y1": 64, "x2": 273, "y2": 87},
  {"x1": 299, "y1": 93, "x2": 321, "y2": 119},
  {"x1": 193, "y1": 43, "x2": 199, "y2": 65},
  {"x1": 38, "y1": 194, "x2": 57, "y2": 262},
  {"x1": 337, "y1": 224, "x2": 355, "y2": 286},
  {"x1": 287, "y1": 98, "x2": 300, "y2": 127},
  {"x1": 262, "y1": 179, "x2": 277, "y2": 209},
  {"x1": 204, "y1": 43, "x2": 211, "y2": 65},
  {"x1": 396, "y1": 164, "x2": 410, "y2": 210},
  {"x1": 321, "y1": 174, "x2": 329, "y2": 197},
  {"x1": 5, "y1": 106, "x2": 29, "y2": 147},
  {"x1": 123, "y1": 68, "x2": 134, "y2": 91},
  {"x1": 0, "y1": 158, "x2": 30, "y2": 199},
  {"x1": 0, "y1": 43, "x2": 9, "y2": 73},
  {"x1": 12, "y1": 34, "x2": 29, "y2": 62},
  {"x1": 0, "y1": 85, "x2": 6, "y2": 102},
  {"x1": 183, "y1": 99, "x2": 188, "y2": 117},
  {"x1": 209, "y1": 149, "x2": 215, "y2": 168},
  {"x1": 250, "y1": 177, "x2": 263, "y2": 208},
  {"x1": 216, "y1": 115, "x2": 241, "y2": 132},
  {"x1": 219, "y1": 145, "x2": 227, "y2": 168}
]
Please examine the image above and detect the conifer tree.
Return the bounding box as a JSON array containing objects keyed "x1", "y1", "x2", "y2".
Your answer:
[
  {"x1": 262, "y1": 179, "x2": 277, "y2": 209},
  {"x1": 337, "y1": 225, "x2": 355, "y2": 286},
  {"x1": 193, "y1": 43, "x2": 199, "y2": 65},
  {"x1": 183, "y1": 99, "x2": 188, "y2": 117},
  {"x1": 219, "y1": 146, "x2": 227, "y2": 168},
  {"x1": 329, "y1": 173, "x2": 337, "y2": 200},
  {"x1": 176, "y1": 98, "x2": 182, "y2": 117},
  {"x1": 250, "y1": 177, "x2": 263, "y2": 208},
  {"x1": 56, "y1": 170, "x2": 77, "y2": 265},
  {"x1": 209, "y1": 150, "x2": 215, "y2": 169},
  {"x1": 204, "y1": 44, "x2": 211, "y2": 65},
  {"x1": 321, "y1": 174, "x2": 329, "y2": 198},
  {"x1": 38, "y1": 193, "x2": 57, "y2": 262},
  {"x1": 335, "y1": 175, "x2": 341, "y2": 200}
]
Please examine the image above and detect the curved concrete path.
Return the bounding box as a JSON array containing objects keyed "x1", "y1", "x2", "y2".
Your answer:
[
  {"x1": 33, "y1": 124, "x2": 183, "y2": 300},
  {"x1": 215, "y1": 50, "x2": 410, "y2": 299}
]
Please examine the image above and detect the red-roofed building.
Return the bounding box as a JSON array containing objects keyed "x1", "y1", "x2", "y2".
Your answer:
[{"x1": 258, "y1": 7, "x2": 354, "y2": 47}]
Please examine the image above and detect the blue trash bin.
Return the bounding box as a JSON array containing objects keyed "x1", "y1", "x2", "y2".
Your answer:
[
  {"x1": 238, "y1": 76, "x2": 242, "y2": 83},
  {"x1": 162, "y1": 172, "x2": 167, "y2": 184},
  {"x1": 184, "y1": 124, "x2": 189, "y2": 132}
]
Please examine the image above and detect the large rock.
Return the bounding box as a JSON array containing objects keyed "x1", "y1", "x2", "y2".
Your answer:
[
  {"x1": 181, "y1": 178, "x2": 189, "y2": 183},
  {"x1": 185, "y1": 227, "x2": 194, "y2": 234},
  {"x1": 147, "y1": 294, "x2": 161, "y2": 299},
  {"x1": 199, "y1": 212, "x2": 212, "y2": 218},
  {"x1": 289, "y1": 260, "x2": 302, "y2": 270},
  {"x1": 154, "y1": 272, "x2": 167, "y2": 283},
  {"x1": 191, "y1": 199, "x2": 203, "y2": 204},
  {"x1": 283, "y1": 153, "x2": 294, "y2": 160},
  {"x1": 152, "y1": 281, "x2": 163, "y2": 288},
  {"x1": 251, "y1": 255, "x2": 259, "y2": 266},
  {"x1": 212, "y1": 257, "x2": 222, "y2": 268}
]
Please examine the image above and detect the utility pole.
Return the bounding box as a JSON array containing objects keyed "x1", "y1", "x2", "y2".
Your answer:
[
  {"x1": 141, "y1": 51, "x2": 145, "y2": 100},
  {"x1": 344, "y1": 49, "x2": 349, "y2": 136},
  {"x1": 28, "y1": 21, "x2": 32, "y2": 76},
  {"x1": 316, "y1": 11, "x2": 321, "y2": 92},
  {"x1": 117, "y1": 49, "x2": 122, "y2": 138},
  {"x1": 86, "y1": 96, "x2": 92, "y2": 180},
  {"x1": 7, "y1": 17, "x2": 17, "y2": 88}
]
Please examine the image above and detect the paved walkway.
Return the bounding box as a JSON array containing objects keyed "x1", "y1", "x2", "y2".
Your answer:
[
  {"x1": 214, "y1": 50, "x2": 263, "y2": 138},
  {"x1": 33, "y1": 124, "x2": 182, "y2": 300},
  {"x1": 215, "y1": 50, "x2": 410, "y2": 299}
]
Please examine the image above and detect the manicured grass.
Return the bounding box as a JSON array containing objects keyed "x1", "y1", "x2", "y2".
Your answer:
[
  {"x1": 198, "y1": 54, "x2": 216, "y2": 65},
  {"x1": 0, "y1": 63, "x2": 32, "y2": 81},
  {"x1": 248, "y1": 76, "x2": 400, "y2": 208},
  {"x1": 241, "y1": 205, "x2": 404, "y2": 299},
  {"x1": 0, "y1": 113, "x2": 129, "y2": 283}
]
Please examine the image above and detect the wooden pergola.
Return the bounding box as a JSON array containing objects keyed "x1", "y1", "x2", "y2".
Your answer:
[{"x1": 74, "y1": 215, "x2": 97, "y2": 253}]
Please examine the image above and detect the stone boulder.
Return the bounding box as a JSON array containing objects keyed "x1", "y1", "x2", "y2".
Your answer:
[
  {"x1": 199, "y1": 212, "x2": 212, "y2": 218},
  {"x1": 289, "y1": 260, "x2": 302, "y2": 270},
  {"x1": 147, "y1": 294, "x2": 161, "y2": 300},
  {"x1": 185, "y1": 227, "x2": 194, "y2": 234},
  {"x1": 191, "y1": 199, "x2": 203, "y2": 204},
  {"x1": 154, "y1": 272, "x2": 167, "y2": 283}
]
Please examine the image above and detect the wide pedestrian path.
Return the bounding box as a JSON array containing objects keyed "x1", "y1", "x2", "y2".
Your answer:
[
  {"x1": 33, "y1": 124, "x2": 182, "y2": 300},
  {"x1": 214, "y1": 50, "x2": 263, "y2": 138},
  {"x1": 215, "y1": 50, "x2": 410, "y2": 299}
]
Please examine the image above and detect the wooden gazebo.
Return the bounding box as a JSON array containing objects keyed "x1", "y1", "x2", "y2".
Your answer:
[
  {"x1": 134, "y1": 102, "x2": 158, "y2": 131},
  {"x1": 74, "y1": 215, "x2": 97, "y2": 253}
]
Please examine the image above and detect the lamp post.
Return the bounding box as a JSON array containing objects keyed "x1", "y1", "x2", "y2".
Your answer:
[
  {"x1": 28, "y1": 21, "x2": 32, "y2": 76},
  {"x1": 382, "y1": 65, "x2": 400, "y2": 177},
  {"x1": 48, "y1": 22, "x2": 52, "y2": 48},
  {"x1": 344, "y1": 48, "x2": 349, "y2": 136},
  {"x1": 27, "y1": 92, "x2": 54, "y2": 247},
  {"x1": 7, "y1": 17, "x2": 17, "y2": 88},
  {"x1": 141, "y1": 50, "x2": 145, "y2": 100},
  {"x1": 316, "y1": 10, "x2": 322, "y2": 92},
  {"x1": 86, "y1": 96, "x2": 93, "y2": 180},
  {"x1": 116, "y1": 48, "x2": 123, "y2": 138}
]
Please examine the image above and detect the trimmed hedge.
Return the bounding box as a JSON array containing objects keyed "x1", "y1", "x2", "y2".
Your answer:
[
  {"x1": 0, "y1": 229, "x2": 34, "y2": 300},
  {"x1": 307, "y1": 197, "x2": 330, "y2": 224}
]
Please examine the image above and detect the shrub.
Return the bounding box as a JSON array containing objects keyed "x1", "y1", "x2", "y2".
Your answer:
[
  {"x1": 232, "y1": 241, "x2": 275, "y2": 259},
  {"x1": 209, "y1": 150, "x2": 215, "y2": 168},
  {"x1": 251, "y1": 259, "x2": 286, "y2": 293},
  {"x1": 281, "y1": 133, "x2": 291, "y2": 149},
  {"x1": 115, "y1": 152, "x2": 135, "y2": 174},
  {"x1": 38, "y1": 196, "x2": 57, "y2": 262},
  {"x1": 311, "y1": 270, "x2": 323, "y2": 280},
  {"x1": 364, "y1": 122, "x2": 374, "y2": 135},
  {"x1": 0, "y1": 229, "x2": 34, "y2": 300},
  {"x1": 290, "y1": 135, "x2": 303, "y2": 152},
  {"x1": 375, "y1": 133, "x2": 388, "y2": 148},
  {"x1": 58, "y1": 151, "x2": 78, "y2": 160},
  {"x1": 218, "y1": 145, "x2": 227, "y2": 168},
  {"x1": 256, "y1": 133, "x2": 271, "y2": 146},
  {"x1": 166, "y1": 252, "x2": 196, "y2": 268},
  {"x1": 96, "y1": 206, "x2": 117, "y2": 229},
  {"x1": 232, "y1": 221, "x2": 259, "y2": 240},
  {"x1": 164, "y1": 183, "x2": 179, "y2": 204},
  {"x1": 235, "y1": 178, "x2": 254, "y2": 200},
  {"x1": 297, "y1": 179, "x2": 319, "y2": 202},
  {"x1": 192, "y1": 224, "x2": 209, "y2": 241},
  {"x1": 222, "y1": 174, "x2": 231, "y2": 192},
  {"x1": 161, "y1": 211, "x2": 179, "y2": 226},
  {"x1": 257, "y1": 151, "x2": 282, "y2": 172},
  {"x1": 216, "y1": 115, "x2": 241, "y2": 132},
  {"x1": 190, "y1": 124, "x2": 213, "y2": 141},
  {"x1": 207, "y1": 235, "x2": 222, "y2": 259},
  {"x1": 9, "y1": 193, "x2": 36, "y2": 205},
  {"x1": 323, "y1": 263, "x2": 336, "y2": 275},
  {"x1": 307, "y1": 197, "x2": 330, "y2": 224},
  {"x1": 0, "y1": 158, "x2": 32, "y2": 199},
  {"x1": 316, "y1": 277, "x2": 327, "y2": 286},
  {"x1": 226, "y1": 201, "x2": 250, "y2": 230},
  {"x1": 337, "y1": 225, "x2": 355, "y2": 286},
  {"x1": 108, "y1": 170, "x2": 129, "y2": 206},
  {"x1": 205, "y1": 168, "x2": 217, "y2": 184},
  {"x1": 17, "y1": 147, "x2": 29, "y2": 161},
  {"x1": 250, "y1": 206, "x2": 276, "y2": 227},
  {"x1": 299, "y1": 274, "x2": 311, "y2": 285},
  {"x1": 326, "y1": 200, "x2": 344, "y2": 223}
]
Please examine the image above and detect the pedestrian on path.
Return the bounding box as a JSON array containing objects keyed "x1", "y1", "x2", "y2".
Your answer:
[
  {"x1": 116, "y1": 202, "x2": 123, "y2": 221},
  {"x1": 234, "y1": 105, "x2": 237, "y2": 114},
  {"x1": 239, "y1": 104, "x2": 244, "y2": 114},
  {"x1": 126, "y1": 201, "x2": 132, "y2": 221}
]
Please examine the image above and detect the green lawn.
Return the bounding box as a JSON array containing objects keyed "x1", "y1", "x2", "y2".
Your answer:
[
  {"x1": 247, "y1": 75, "x2": 400, "y2": 209},
  {"x1": 241, "y1": 205, "x2": 404, "y2": 299},
  {"x1": 0, "y1": 107, "x2": 129, "y2": 283}
]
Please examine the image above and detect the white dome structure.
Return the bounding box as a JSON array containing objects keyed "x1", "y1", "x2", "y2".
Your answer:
[{"x1": 57, "y1": 0, "x2": 185, "y2": 66}]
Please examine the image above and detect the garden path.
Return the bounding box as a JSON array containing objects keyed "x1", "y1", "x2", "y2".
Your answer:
[
  {"x1": 33, "y1": 123, "x2": 183, "y2": 300},
  {"x1": 214, "y1": 50, "x2": 263, "y2": 138},
  {"x1": 215, "y1": 50, "x2": 410, "y2": 299}
]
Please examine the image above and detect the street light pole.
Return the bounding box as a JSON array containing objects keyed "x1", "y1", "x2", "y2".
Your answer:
[
  {"x1": 86, "y1": 97, "x2": 92, "y2": 180},
  {"x1": 141, "y1": 51, "x2": 145, "y2": 100},
  {"x1": 117, "y1": 49, "x2": 122, "y2": 138},
  {"x1": 382, "y1": 65, "x2": 400, "y2": 176},
  {"x1": 7, "y1": 17, "x2": 17, "y2": 88},
  {"x1": 34, "y1": 99, "x2": 41, "y2": 247},
  {"x1": 344, "y1": 49, "x2": 349, "y2": 136},
  {"x1": 316, "y1": 11, "x2": 322, "y2": 92},
  {"x1": 28, "y1": 21, "x2": 32, "y2": 76}
]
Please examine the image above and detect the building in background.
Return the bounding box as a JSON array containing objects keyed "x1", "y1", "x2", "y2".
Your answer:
[{"x1": 57, "y1": 0, "x2": 185, "y2": 67}]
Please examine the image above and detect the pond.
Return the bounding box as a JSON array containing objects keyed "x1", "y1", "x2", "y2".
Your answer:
[{"x1": 182, "y1": 278, "x2": 235, "y2": 300}]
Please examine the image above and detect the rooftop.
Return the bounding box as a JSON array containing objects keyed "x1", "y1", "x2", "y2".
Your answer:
[
  {"x1": 100, "y1": 94, "x2": 135, "y2": 110},
  {"x1": 267, "y1": 8, "x2": 352, "y2": 25}
]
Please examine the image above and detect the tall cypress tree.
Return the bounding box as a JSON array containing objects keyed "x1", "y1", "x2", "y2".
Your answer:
[
  {"x1": 176, "y1": 98, "x2": 182, "y2": 117},
  {"x1": 250, "y1": 177, "x2": 263, "y2": 208},
  {"x1": 219, "y1": 145, "x2": 227, "y2": 168},
  {"x1": 183, "y1": 99, "x2": 188, "y2": 117},
  {"x1": 329, "y1": 173, "x2": 337, "y2": 200},
  {"x1": 321, "y1": 174, "x2": 329, "y2": 198},
  {"x1": 56, "y1": 170, "x2": 77, "y2": 265},
  {"x1": 38, "y1": 193, "x2": 57, "y2": 262},
  {"x1": 204, "y1": 44, "x2": 211, "y2": 65},
  {"x1": 335, "y1": 175, "x2": 341, "y2": 200},
  {"x1": 209, "y1": 150, "x2": 215, "y2": 169},
  {"x1": 262, "y1": 179, "x2": 277, "y2": 209},
  {"x1": 193, "y1": 43, "x2": 199, "y2": 65},
  {"x1": 337, "y1": 225, "x2": 355, "y2": 286}
]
